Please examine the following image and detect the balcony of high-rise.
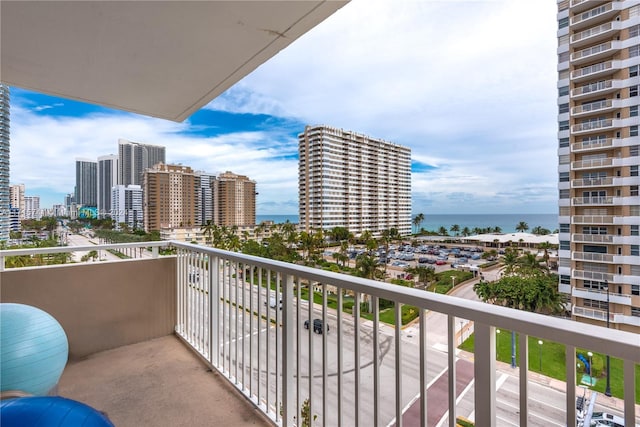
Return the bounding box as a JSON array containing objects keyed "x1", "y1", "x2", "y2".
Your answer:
[{"x1": 2, "y1": 241, "x2": 639, "y2": 426}]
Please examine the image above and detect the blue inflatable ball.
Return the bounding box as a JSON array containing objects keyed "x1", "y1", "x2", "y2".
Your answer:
[
  {"x1": 0, "y1": 396, "x2": 114, "y2": 427},
  {"x1": 1, "y1": 303, "x2": 69, "y2": 396}
]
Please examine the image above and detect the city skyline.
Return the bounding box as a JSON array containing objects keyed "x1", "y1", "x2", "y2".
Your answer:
[{"x1": 7, "y1": 0, "x2": 558, "y2": 215}]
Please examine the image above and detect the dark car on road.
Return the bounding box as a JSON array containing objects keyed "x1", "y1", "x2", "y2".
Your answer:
[{"x1": 304, "y1": 319, "x2": 329, "y2": 334}]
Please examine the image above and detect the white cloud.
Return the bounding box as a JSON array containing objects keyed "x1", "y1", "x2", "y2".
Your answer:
[{"x1": 10, "y1": 0, "x2": 560, "y2": 215}]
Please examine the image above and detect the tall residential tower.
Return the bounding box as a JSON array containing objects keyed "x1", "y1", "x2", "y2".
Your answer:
[
  {"x1": 217, "y1": 171, "x2": 255, "y2": 227},
  {"x1": 98, "y1": 154, "x2": 118, "y2": 217},
  {"x1": 75, "y1": 158, "x2": 97, "y2": 207},
  {"x1": 118, "y1": 138, "x2": 166, "y2": 186},
  {"x1": 298, "y1": 125, "x2": 412, "y2": 237},
  {"x1": 0, "y1": 84, "x2": 10, "y2": 241},
  {"x1": 557, "y1": 0, "x2": 640, "y2": 333}
]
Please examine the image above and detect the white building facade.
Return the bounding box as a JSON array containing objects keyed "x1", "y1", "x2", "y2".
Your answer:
[
  {"x1": 557, "y1": 0, "x2": 640, "y2": 333},
  {"x1": 111, "y1": 185, "x2": 143, "y2": 230},
  {"x1": 298, "y1": 125, "x2": 412, "y2": 237}
]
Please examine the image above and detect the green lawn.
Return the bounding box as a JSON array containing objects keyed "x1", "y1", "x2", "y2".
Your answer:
[{"x1": 459, "y1": 330, "x2": 640, "y2": 403}]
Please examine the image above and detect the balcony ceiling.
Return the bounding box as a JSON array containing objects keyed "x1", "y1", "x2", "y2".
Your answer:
[{"x1": 0, "y1": 1, "x2": 348, "y2": 122}]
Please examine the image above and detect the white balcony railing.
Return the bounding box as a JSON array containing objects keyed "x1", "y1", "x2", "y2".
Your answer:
[
  {"x1": 571, "y1": 138, "x2": 615, "y2": 152},
  {"x1": 571, "y1": 119, "x2": 613, "y2": 133},
  {"x1": 1, "y1": 242, "x2": 639, "y2": 427},
  {"x1": 571, "y1": 157, "x2": 612, "y2": 169},
  {"x1": 570, "y1": 21, "x2": 614, "y2": 44},
  {"x1": 572, "y1": 233, "x2": 614, "y2": 243},
  {"x1": 572, "y1": 196, "x2": 614, "y2": 205},
  {"x1": 570, "y1": 2, "x2": 614, "y2": 26},
  {"x1": 572, "y1": 269, "x2": 614, "y2": 282},
  {"x1": 572, "y1": 215, "x2": 614, "y2": 224},
  {"x1": 571, "y1": 79, "x2": 615, "y2": 97},
  {"x1": 571, "y1": 99, "x2": 614, "y2": 116},
  {"x1": 571, "y1": 287, "x2": 632, "y2": 305},
  {"x1": 571, "y1": 177, "x2": 614, "y2": 187},
  {"x1": 572, "y1": 251, "x2": 614, "y2": 262}
]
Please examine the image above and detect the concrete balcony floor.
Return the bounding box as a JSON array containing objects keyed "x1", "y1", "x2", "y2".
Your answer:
[{"x1": 58, "y1": 335, "x2": 272, "y2": 427}]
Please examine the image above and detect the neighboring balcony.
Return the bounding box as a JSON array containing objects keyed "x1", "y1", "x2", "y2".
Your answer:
[
  {"x1": 570, "y1": 20, "x2": 621, "y2": 48},
  {"x1": 571, "y1": 99, "x2": 619, "y2": 117},
  {"x1": 571, "y1": 119, "x2": 619, "y2": 135},
  {"x1": 571, "y1": 157, "x2": 613, "y2": 169},
  {"x1": 571, "y1": 138, "x2": 617, "y2": 152},
  {"x1": 571, "y1": 195, "x2": 614, "y2": 205},
  {"x1": 571, "y1": 79, "x2": 621, "y2": 100},
  {"x1": 571, "y1": 60, "x2": 619, "y2": 83},
  {"x1": 572, "y1": 269, "x2": 614, "y2": 282},
  {"x1": 1, "y1": 242, "x2": 639, "y2": 427},
  {"x1": 570, "y1": 2, "x2": 620, "y2": 30},
  {"x1": 572, "y1": 287, "x2": 632, "y2": 306},
  {"x1": 571, "y1": 176, "x2": 615, "y2": 188},
  {"x1": 572, "y1": 251, "x2": 615, "y2": 263},
  {"x1": 572, "y1": 233, "x2": 614, "y2": 243},
  {"x1": 570, "y1": 41, "x2": 621, "y2": 66},
  {"x1": 571, "y1": 215, "x2": 613, "y2": 225}
]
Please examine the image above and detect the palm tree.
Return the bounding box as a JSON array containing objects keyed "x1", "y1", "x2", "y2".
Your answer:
[
  {"x1": 538, "y1": 241, "x2": 553, "y2": 268},
  {"x1": 515, "y1": 221, "x2": 529, "y2": 233},
  {"x1": 462, "y1": 226, "x2": 471, "y2": 237},
  {"x1": 493, "y1": 226, "x2": 502, "y2": 233},
  {"x1": 413, "y1": 213, "x2": 425, "y2": 234},
  {"x1": 201, "y1": 220, "x2": 216, "y2": 246},
  {"x1": 437, "y1": 226, "x2": 448, "y2": 236},
  {"x1": 450, "y1": 224, "x2": 460, "y2": 236},
  {"x1": 406, "y1": 265, "x2": 436, "y2": 290},
  {"x1": 501, "y1": 248, "x2": 519, "y2": 275}
]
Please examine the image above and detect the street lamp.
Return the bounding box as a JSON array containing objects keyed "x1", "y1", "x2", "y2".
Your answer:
[
  {"x1": 460, "y1": 321, "x2": 464, "y2": 344},
  {"x1": 588, "y1": 351, "x2": 593, "y2": 386},
  {"x1": 604, "y1": 280, "x2": 612, "y2": 397},
  {"x1": 496, "y1": 329, "x2": 501, "y2": 358},
  {"x1": 538, "y1": 340, "x2": 543, "y2": 372}
]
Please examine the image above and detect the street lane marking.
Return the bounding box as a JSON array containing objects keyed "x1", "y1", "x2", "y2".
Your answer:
[{"x1": 225, "y1": 327, "x2": 267, "y2": 345}]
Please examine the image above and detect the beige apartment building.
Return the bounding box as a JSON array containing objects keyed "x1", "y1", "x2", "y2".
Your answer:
[
  {"x1": 143, "y1": 163, "x2": 197, "y2": 232},
  {"x1": 557, "y1": 0, "x2": 640, "y2": 333},
  {"x1": 298, "y1": 125, "x2": 412, "y2": 237},
  {"x1": 217, "y1": 171, "x2": 256, "y2": 227}
]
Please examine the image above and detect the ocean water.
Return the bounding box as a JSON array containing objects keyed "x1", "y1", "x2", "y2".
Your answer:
[{"x1": 257, "y1": 213, "x2": 558, "y2": 234}]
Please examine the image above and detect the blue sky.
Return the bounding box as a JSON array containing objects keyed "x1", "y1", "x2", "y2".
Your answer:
[{"x1": 8, "y1": 0, "x2": 558, "y2": 215}]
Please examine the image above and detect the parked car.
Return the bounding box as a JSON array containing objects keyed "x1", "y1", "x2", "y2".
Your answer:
[
  {"x1": 304, "y1": 319, "x2": 328, "y2": 334},
  {"x1": 435, "y1": 259, "x2": 447, "y2": 265}
]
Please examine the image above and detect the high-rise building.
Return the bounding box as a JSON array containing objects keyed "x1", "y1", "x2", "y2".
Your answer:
[
  {"x1": 298, "y1": 125, "x2": 412, "y2": 237},
  {"x1": 143, "y1": 163, "x2": 196, "y2": 232},
  {"x1": 218, "y1": 171, "x2": 256, "y2": 227},
  {"x1": 118, "y1": 138, "x2": 166, "y2": 186},
  {"x1": 0, "y1": 84, "x2": 10, "y2": 241},
  {"x1": 9, "y1": 183, "x2": 25, "y2": 220},
  {"x1": 195, "y1": 171, "x2": 218, "y2": 226},
  {"x1": 24, "y1": 196, "x2": 41, "y2": 220},
  {"x1": 75, "y1": 158, "x2": 97, "y2": 207},
  {"x1": 97, "y1": 154, "x2": 118, "y2": 217},
  {"x1": 112, "y1": 185, "x2": 143, "y2": 230},
  {"x1": 557, "y1": 1, "x2": 640, "y2": 334}
]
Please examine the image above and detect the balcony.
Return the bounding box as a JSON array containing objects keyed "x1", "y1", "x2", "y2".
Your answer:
[
  {"x1": 571, "y1": 176, "x2": 614, "y2": 187},
  {"x1": 1, "y1": 242, "x2": 639, "y2": 427},
  {"x1": 572, "y1": 233, "x2": 614, "y2": 243},
  {"x1": 572, "y1": 269, "x2": 614, "y2": 282},
  {"x1": 572, "y1": 195, "x2": 614, "y2": 205},
  {"x1": 569, "y1": 0, "x2": 609, "y2": 15},
  {"x1": 571, "y1": 138, "x2": 616, "y2": 152},
  {"x1": 570, "y1": 21, "x2": 621, "y2": 48},
  {"x1": 572, "y1": 251, "x2": 614, "y2": 262},
  {"x1": 571, "y1": 99, "x2": 619, "y2": 117},
  {"x1": 571, "y1": 119, "x2": 618, "y2": 135},
  {"x1": 572, "y1": 305, "x2": 619, "y2": 322},
  {"x1": 571, "y1": 157, "x2": 612, "y2": 169},
  {"x1": 570, "y1": 41, "x2": 621, "y2": 66},
  {"x1": 571, "y1": 287, "x2": 632, "y2": 305},
  {"x1": 571, "y1": 79, "x2": 621, "y2": 100},
  {"x1": 570, "y1": 2, "x2": 620, "y2": 31}
]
